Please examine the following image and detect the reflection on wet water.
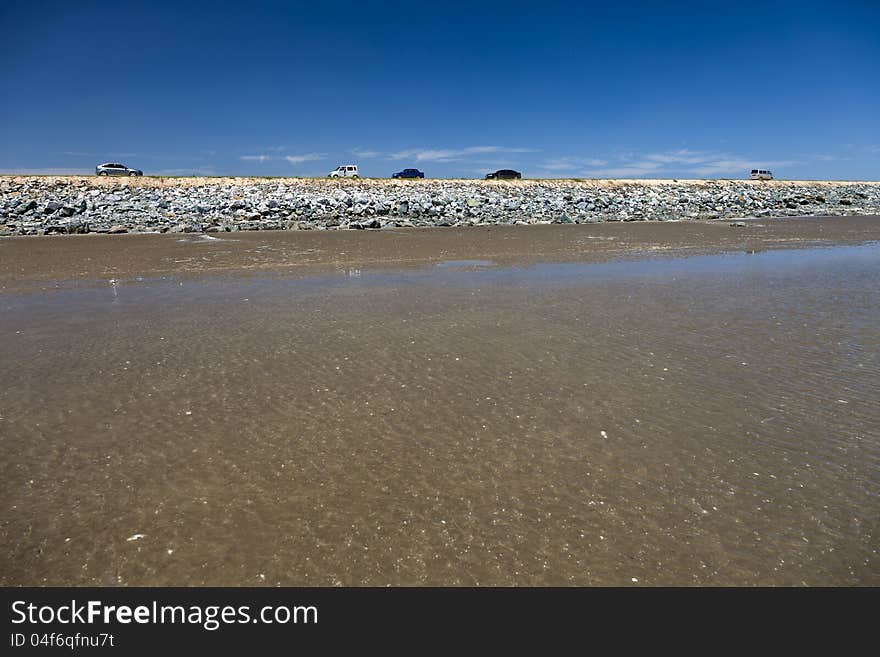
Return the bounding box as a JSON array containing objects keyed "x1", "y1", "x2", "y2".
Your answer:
[{"x1": 1, "y1": 244, "x2": 878, "y2": 585}]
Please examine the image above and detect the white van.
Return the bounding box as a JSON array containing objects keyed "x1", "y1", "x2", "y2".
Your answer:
[
  {"x1": 328, "y1": 165, "x2": 359, "y2": 178},
  {"x1": 750, "y1": 169, "x2": 773, "y2": 180}
]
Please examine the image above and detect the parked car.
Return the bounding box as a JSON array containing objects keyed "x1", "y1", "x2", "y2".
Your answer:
[
  {"x1": 328, "y1": 165, "x2": 359, "y2": 178},
  {"x1": 485, "y1": 169, "x2": 521, "y2": 179},
  {"x1": 392, "y1": 168, "x2": 425, "y2": 179},
  {"x1": 750, "y1": 169, "x2": 773, "y2": 180},
  {"x1": 96, "y1": 162, "x2": 143, "y2": 176}
]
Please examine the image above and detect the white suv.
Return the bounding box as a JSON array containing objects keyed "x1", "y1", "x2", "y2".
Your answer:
[{"x1": 328, "y1": 165, "x2": 359, "y2": 178}]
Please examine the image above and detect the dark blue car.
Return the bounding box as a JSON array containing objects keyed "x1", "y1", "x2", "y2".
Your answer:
[{"x1": 392, "y1": 168, "x2": 425, "y2": 179}]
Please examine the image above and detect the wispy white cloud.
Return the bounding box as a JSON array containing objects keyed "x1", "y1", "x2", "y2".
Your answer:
[
  {"x1": 643, "y1": 149, "x2": 710, "y2": 165},
  {"x1": 284, "y1": 153, "x2": 323, "y2": 164},
  {"x1": 240, "y1": 153, "x2": 322, "y2": 165},
  {"x1": 351, "y1": 148, "x2": 383, "y2": 159},
  {"x1": 390, "y1": 149, "x2": 460, "y2": 163},
  {"x1": 580, "y1": 149, "x2": 803, "y2": 178},
  {"x1": 390, "y1": 146, "x2": 537, "y2": 163},
  {"x1": 583, "y1": 164, "x2": 665, "y2": 177},
  {"x1": 689, "y1": 159, "x2": 799, "y2": 176}
]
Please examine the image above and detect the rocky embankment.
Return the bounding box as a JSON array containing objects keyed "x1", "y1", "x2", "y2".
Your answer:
[{"x1": 1, "y1": 176, "x2": 878, "y2": 235}]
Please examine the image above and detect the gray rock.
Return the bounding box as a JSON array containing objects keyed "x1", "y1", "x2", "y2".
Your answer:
[
  {"x1": 15, "y1": 200, "x2": 36, "y2": 214},
  {"x1": 3, "y1": 178, "x2": 880, "y2": 234}
]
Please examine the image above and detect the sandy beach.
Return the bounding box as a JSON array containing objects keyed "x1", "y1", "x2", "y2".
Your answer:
[
  {"x1": 1, "y1": 215, "x2": 878, "y2": 586},
  {"x1": 2, "y1": 214, "x2": 879, "y2": 291}
]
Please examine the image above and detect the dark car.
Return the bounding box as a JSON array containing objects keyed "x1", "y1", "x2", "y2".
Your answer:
[
  {"x1": 392, "y1": 168, "x2": 425, "y2": 179},
  {"x1": 485, "y1": 169, "x2": 521, "y2": 179},
  {"x1": 96, "y1": 162, "x2": 143, "y2": 176}
]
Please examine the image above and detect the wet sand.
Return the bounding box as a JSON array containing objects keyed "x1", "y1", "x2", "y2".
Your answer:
[
  {"x1": 2, "y1": 215, "x2": 879, "y2": 292},
  {"x1": 1, "y1": 217, "x2": 878, "y2": 585}
]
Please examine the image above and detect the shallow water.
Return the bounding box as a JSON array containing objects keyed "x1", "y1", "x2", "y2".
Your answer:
[{"x1": 1, "y1": 243, "x2": 878, "y2": 585}]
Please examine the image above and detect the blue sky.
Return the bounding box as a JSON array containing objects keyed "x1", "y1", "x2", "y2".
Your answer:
[{"x1": 1, "y1": 0, "x2": 878, "y2": 179}]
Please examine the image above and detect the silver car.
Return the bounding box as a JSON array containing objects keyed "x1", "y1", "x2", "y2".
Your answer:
[{"x1": 96, "y1": 162, "x2": 143, "y2": 176}]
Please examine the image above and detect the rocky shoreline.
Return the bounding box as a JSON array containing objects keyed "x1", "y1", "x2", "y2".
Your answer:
[{"x1": 1, "y1": 176, "x2": 879, "y2": 235}]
